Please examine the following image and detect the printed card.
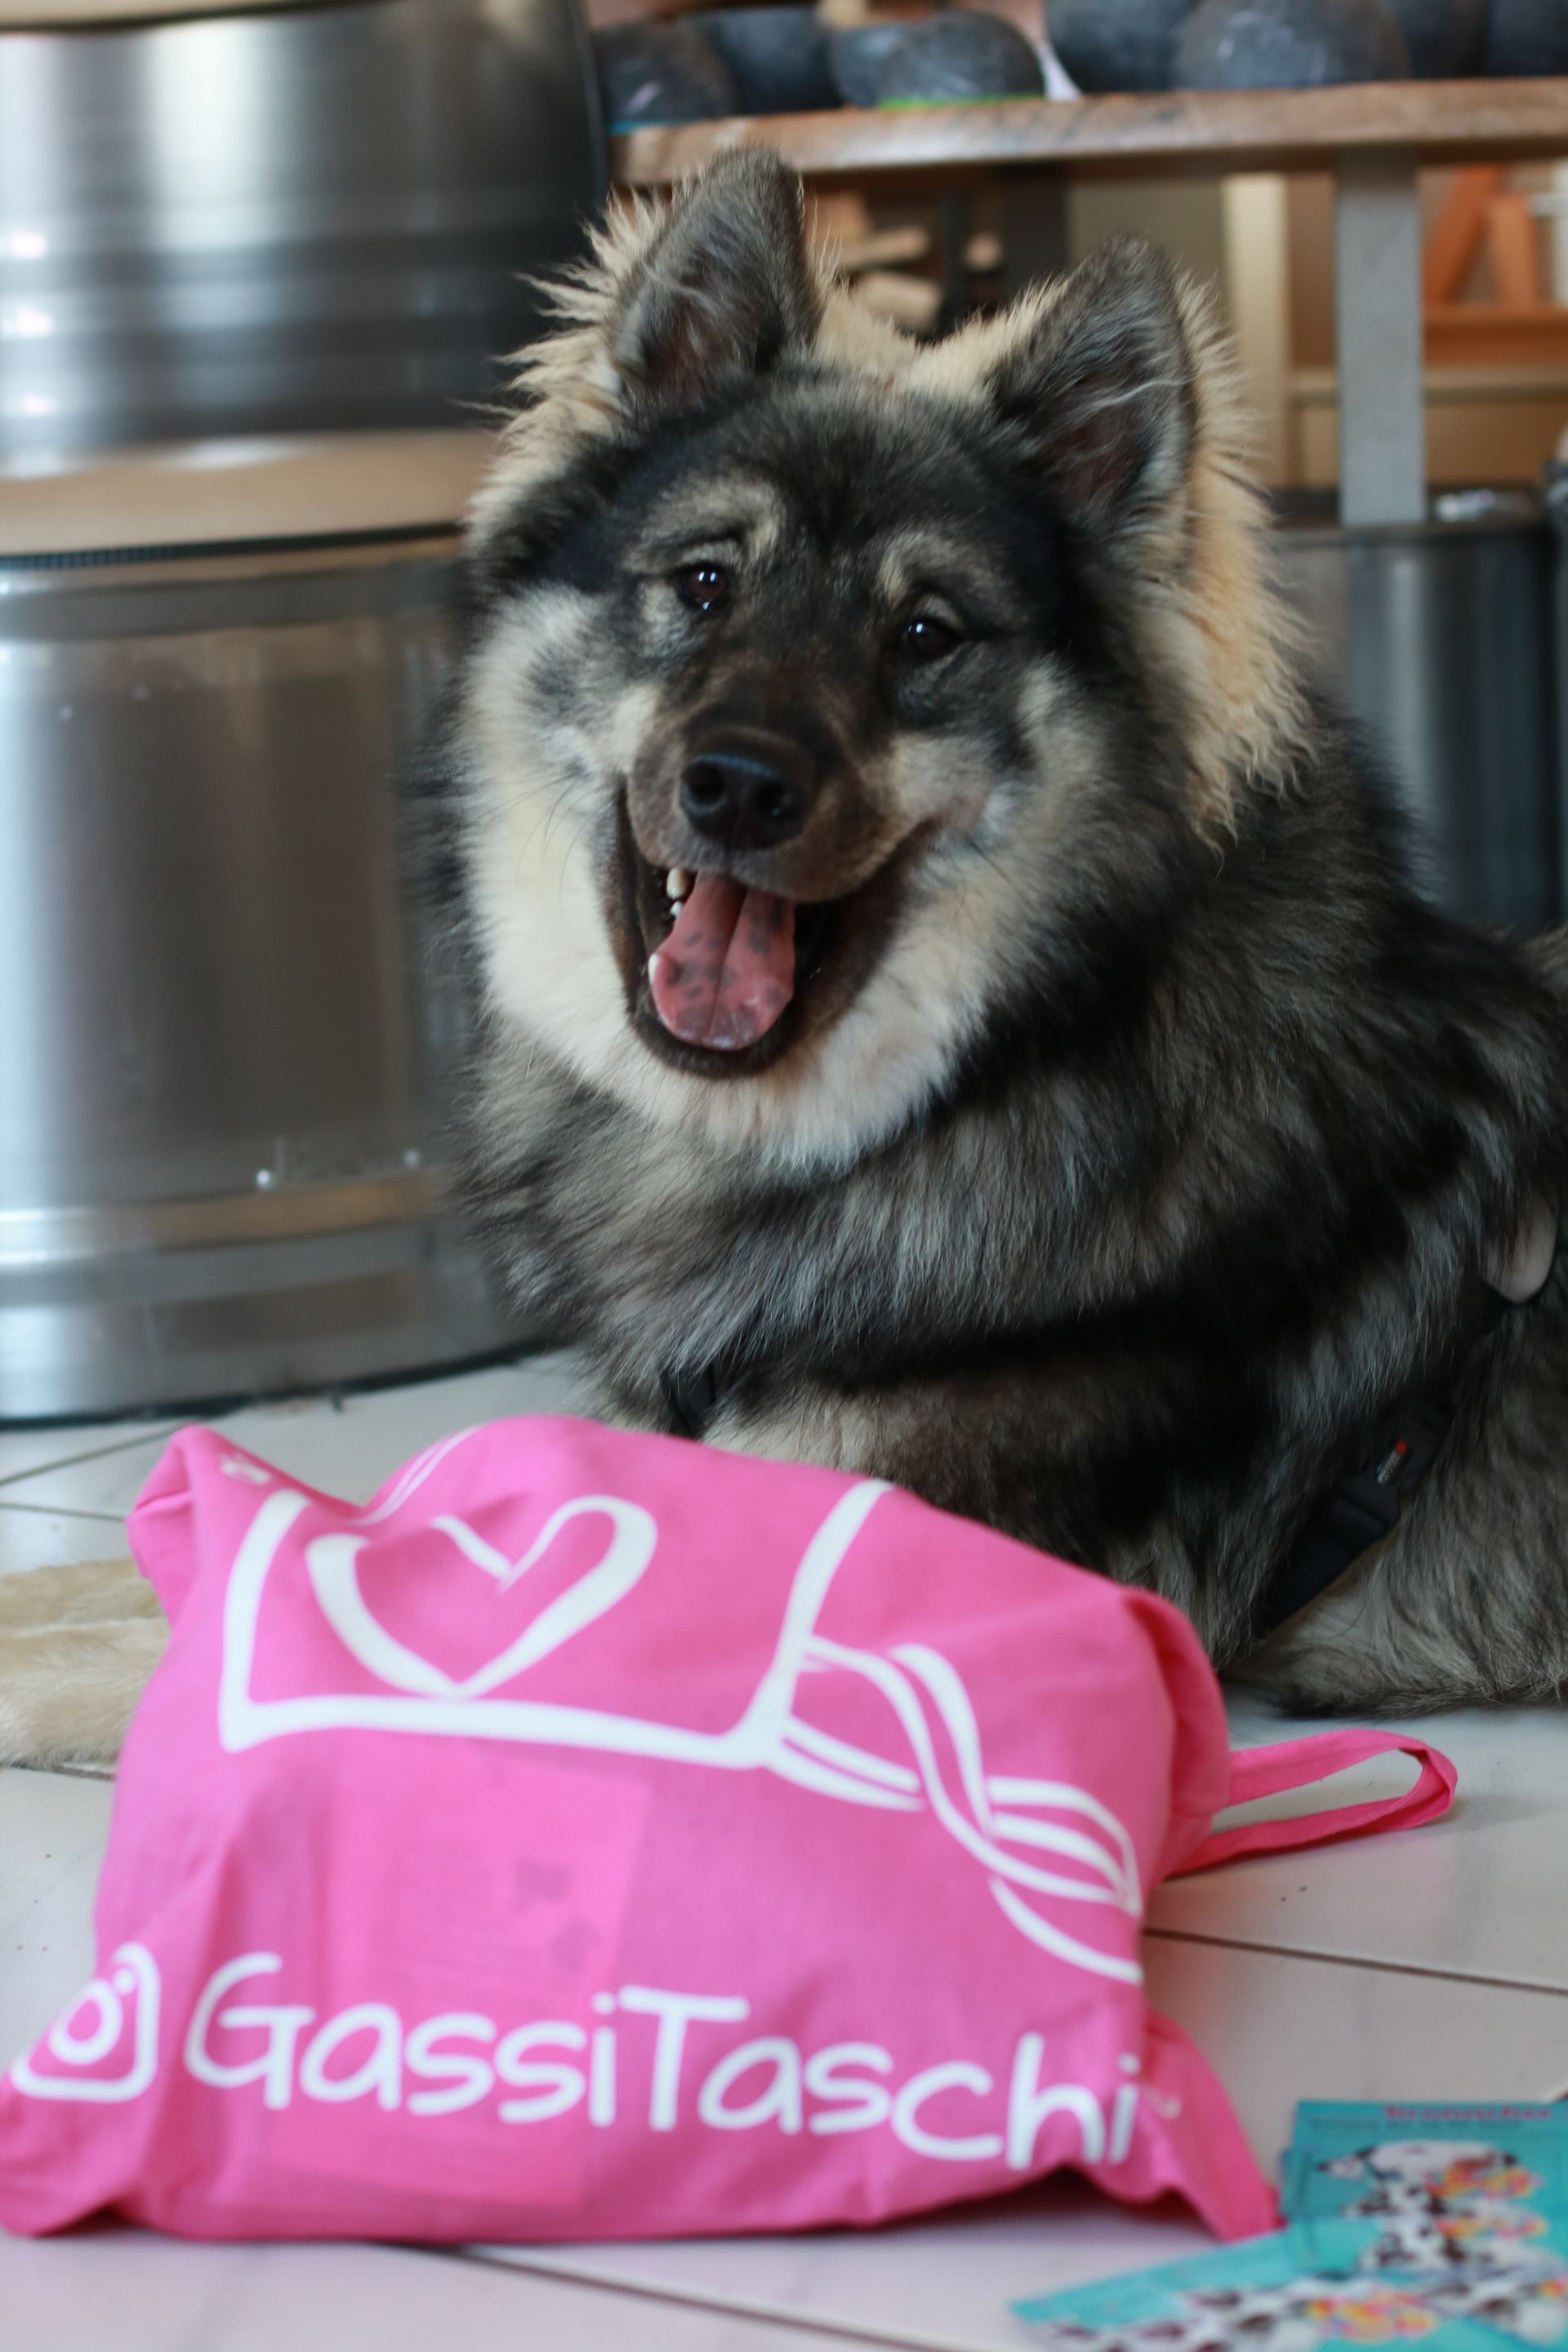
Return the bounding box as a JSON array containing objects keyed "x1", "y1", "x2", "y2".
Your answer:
[
  {"x1": 1013, "y1": 2224, "x2": 1516, "y2": 2352},
  {"x1": 1285, "y1": 2104, "x2": 1568, "y2": 2296},
  {"x1": 1018, "y1": 2106, "x2": 1568, "y2": 2352}
]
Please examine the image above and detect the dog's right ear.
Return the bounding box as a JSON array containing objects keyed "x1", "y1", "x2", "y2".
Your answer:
[
  {"x1": 468, "y1": 154, "x2": 823, "y2": 557},
  {"x1": 606, "y1": 152, "x2": 822, "y2": 427}
]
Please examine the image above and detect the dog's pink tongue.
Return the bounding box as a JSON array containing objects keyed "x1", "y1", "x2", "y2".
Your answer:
[{"x1": 649, "y1": 872, "x2": 795, "y2": 1050}]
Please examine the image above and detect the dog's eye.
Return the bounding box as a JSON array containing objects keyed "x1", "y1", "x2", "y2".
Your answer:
[
  {"x1": 898, "y1": 612, "x2": 962, "y2": 664},
  {"x1": 673, "y1": 562, "x2": 732, "y2": 617}
]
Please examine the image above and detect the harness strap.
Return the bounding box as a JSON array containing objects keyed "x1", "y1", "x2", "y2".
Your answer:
[
  {"x1": 1257, "y1": 1189, "x2": 1557, "y2": 1639},
  {"x1": 1253, "y1": 1374, "x2": 1485, "y2": 1637},
  {"x1": 662, "y1": 1363, "x2": 723, "y2": 1441}
]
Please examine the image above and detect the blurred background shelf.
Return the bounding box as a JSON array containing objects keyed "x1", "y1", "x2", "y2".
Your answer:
[
  {"x1": 613, "y1": 78, "x2": 1568, "y2": 535},
  {"x1": 612, "y1": 78, "x2": 1568, "y2": 188}
]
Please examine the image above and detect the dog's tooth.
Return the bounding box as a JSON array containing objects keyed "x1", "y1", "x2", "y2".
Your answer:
[
  {"x1": 667, "y1": 866, "x2": 692, "y2": 902},
  {"x1": 648, "y1": 951, "x2": 662, "y2": 984}
]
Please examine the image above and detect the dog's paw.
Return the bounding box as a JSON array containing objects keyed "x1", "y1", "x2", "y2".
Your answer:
[{"x1": 0, "y1": 1560, "x2": 168, "y2": 1770}]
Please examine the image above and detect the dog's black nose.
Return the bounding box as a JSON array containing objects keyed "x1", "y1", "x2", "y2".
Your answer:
[{"x1": 680, "y1": 730, "x2": 817, "y2": 851}]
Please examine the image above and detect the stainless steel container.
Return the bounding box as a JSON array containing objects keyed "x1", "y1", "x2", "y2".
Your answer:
[
  {"x1": 1274, "y1": 491, "x2": 1559, "y2": 935},
  {"x1": 1541, "y1": 463, "x2": 1568, "y2": 930},
  {"x1": 0, "y1": 514, "x2": 525, "y2": 1419},
  {"x1": 0, "y1": 0, "x2": 602, "y2": 457}
]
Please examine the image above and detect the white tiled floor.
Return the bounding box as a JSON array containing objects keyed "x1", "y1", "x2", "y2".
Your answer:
[
  {"x1": 0, "y1": 1353, "x2": 589, "y2": 1525},
  {"x1": 0, "y1": 1415, "x2": 181, "y2": 1492},
  {"x1": 2, "y1": 1353, "x2": 1566, "y2": 2352}
]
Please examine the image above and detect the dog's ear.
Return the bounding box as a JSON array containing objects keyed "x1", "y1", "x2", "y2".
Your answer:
[
  {"x1": 468, "y1": 154, "x2": 820, "y2": 559},
  {"x1": 987, "y1": 238, "x2": 1196, "y2": 550},
  {"x1": 608, "y1": 152, "x2": 821, "y2": 425}
]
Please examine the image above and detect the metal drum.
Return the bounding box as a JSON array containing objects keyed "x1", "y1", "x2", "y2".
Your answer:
[
  {"x1": 1542, "y1": 463, "x2": 1568, "y2": 929},
  {"x1": 0, "y1": 447, "x2": 528, "y2": 1419},
  {"x1": 0, "y1": 0, "x2": 602, "y2": 457},
  {"x1": 1274, "y1": 490, "x2": 1559, "y2": 935}
]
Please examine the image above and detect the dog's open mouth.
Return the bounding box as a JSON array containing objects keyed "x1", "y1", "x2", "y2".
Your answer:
[
  {"x1": 651, "y1": 871, "x2": 790, "y2": 1047},
  {"x1": 621, "y1": 819, "x2": 843, "y2": 1076}
]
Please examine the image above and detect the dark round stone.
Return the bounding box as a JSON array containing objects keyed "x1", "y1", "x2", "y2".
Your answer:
[
  {"x1": 595, "y1": 24, "x2": 737, "y2": 128},
  {"x1": 874, "y1": 13, "x2": 1046, "y2": 103},
  {"x1": 1383, "y1": 0, "x2": 1485, "y2": 74},
  {"x1": 1480, "y1": 0, "x2": 1568, "y2": 75},
  {"x1": 1174, "y1": 0, "x2": 1412, "y2": 87},
  {"x1": 696, "y1": 8, "x2": 839, "y2": 114},
  {"x1": 829, "y1": 23, "x2": 909, "y2": 108},
  {"x1": 1046, "y1": 0, "x2": 1200, "y2": 93}
]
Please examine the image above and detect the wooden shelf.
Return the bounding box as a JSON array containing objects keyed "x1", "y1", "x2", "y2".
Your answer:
[
  {"x1": 1426, "y1": 304, "x2": 1568, "y2": 368},
  {"x1": 611, "y1": 78, "x2": 1568, "y2": 188}
]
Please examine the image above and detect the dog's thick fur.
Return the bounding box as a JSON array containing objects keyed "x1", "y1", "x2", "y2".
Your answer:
[
  {"x1": 449, "y1": 154, "x2": 1568, "y2": 1715},
  {"x1": 5, "y1": 153, "x2": 1567, "y2": 1765}
]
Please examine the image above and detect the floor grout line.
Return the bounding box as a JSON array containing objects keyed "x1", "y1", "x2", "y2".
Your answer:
[
  {"x1": 0, "y1": 1501, "x2": 130, "y2": 1525},
  {"x1": 1146, "y1": 1922, "x2": 1568, "y2": 2000},
  {"x1": 461, "y1": 2248, "x2": 999, "y2": 2352},
  {"x1": 0, "y1": 1426, "x2": 176, "y2": 1494}
]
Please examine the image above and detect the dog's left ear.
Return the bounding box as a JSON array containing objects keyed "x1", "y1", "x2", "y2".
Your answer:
[
  {"x1": 608, "y1": 152, "x2": 822, "y2": 425},
  {"x1": 987, "y1": 237, "x2": 1196, "y2": 553}
]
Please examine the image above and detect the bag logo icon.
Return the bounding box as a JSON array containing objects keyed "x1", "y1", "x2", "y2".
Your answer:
[
  {"x1": 10, "y1": 1943, "x2": 161, "y2": 2103},
  {"x1": 217, "y1": 1450, "x2": 1144, "y2": 1982}
]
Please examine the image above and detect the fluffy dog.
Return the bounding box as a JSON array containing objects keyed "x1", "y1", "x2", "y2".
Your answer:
[
  {"x1": 443, "y1": 153, "x2": 1568, "y2": 1715},
  {"x1": 4, "y1": 151, "x2": 1567, "y2": 1766}
]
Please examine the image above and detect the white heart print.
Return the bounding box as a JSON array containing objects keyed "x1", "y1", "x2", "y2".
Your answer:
[{"x1": 305, "y1": 1496, "x2": 657, "y2": 1700}]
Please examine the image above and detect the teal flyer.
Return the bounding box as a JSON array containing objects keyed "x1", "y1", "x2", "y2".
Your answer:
[
  {"x1": 1285, "y1": 2105, "x2": 1568, "y2": 2281},
  {"x1": 1014, "y1": 2222, "x2": 1529, "y2": 2350}
]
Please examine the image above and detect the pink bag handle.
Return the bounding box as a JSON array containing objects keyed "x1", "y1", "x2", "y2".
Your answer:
[{"x1": 1171, "y1": 1727, "x2": 1457, "y2": 1878}]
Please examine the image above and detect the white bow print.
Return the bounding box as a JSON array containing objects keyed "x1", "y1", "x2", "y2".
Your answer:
[{"x1": 218, "y1": 1454, "x2": 1143, "y2": 1983}]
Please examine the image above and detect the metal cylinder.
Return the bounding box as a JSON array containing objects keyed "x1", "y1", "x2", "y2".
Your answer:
[
  {"x1": 0, "y1": 522, "x2": 525, "y2": 1420},
  {"x1": 1542, "y1": 463, "x2": 1568, "y2": 932},
  {"x1": 0, "y1": 0, "x2": 603, "y2": 457},
  {"x1": 1273, "y1": 490, "x2": 1560, "y2": 935}
]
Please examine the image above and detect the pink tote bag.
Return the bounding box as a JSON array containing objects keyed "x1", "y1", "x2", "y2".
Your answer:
[{"x1": 0, "y1": 1416, "x2": 1454, "y2": 2245}]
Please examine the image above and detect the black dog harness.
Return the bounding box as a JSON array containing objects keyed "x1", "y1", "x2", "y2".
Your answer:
[
  {"x1": 662, "y1": 1198, "x2": 1559, "y2": 1640},
  {"x1": 662, "y1": 1361, "x2": 725, "y2": 1443},
  {"x1": 1254, "y1": 1318, "x2": 1503, "y2": 1637},
  {"x1": 1256, "y1": 1193, "x2": 1558, "y2": 1636}
]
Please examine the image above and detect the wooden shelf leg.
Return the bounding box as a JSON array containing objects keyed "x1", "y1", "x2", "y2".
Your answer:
[
  {"x1": 1334, "y1": 146, "x2": 1425, "y2": 527},
  {"x1": 1001, "y1": 169, "x2": 1068, "y2": 299}
]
